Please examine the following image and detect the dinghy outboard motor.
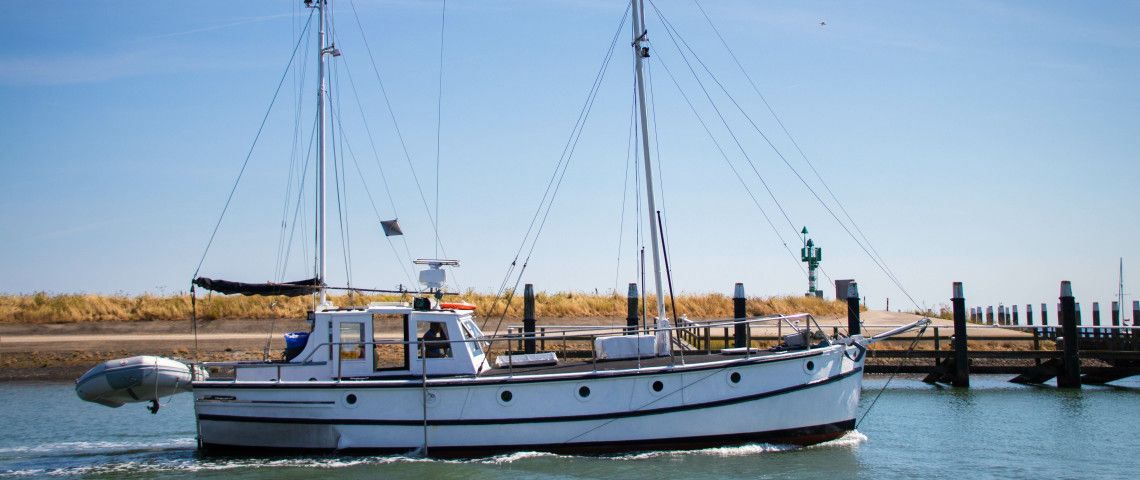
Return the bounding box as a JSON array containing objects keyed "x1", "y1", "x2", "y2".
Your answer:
[{"x1": 75, "y1": 356, "x2": 206, "y2": 413}]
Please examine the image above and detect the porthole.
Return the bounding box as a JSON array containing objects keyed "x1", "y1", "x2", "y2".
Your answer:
[
  {"x1": 578, "y1": 386, "x2": 591, "y2": 398},
  {"x1": 500, "y1": 390, "x2": 513, "y2": 403},
  {"x1": 346, "y1": 394, "x2": 357, "y2": 404},
  {"x1": 730, "y1": 371, "x2": 741, "y2": 383},
  {"x1": 652, "y1": 380, "x2": 664, "y2": 392},
  {"x1": 806, "y1": 360, "x2": 815, "y2": 371}
]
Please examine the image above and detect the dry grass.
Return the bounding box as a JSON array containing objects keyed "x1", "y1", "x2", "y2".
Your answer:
[{"x1": 0, "y1": 291, "x2": 848, "y2": 324}]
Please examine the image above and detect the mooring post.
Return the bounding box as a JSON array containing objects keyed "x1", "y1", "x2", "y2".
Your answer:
[
  {"x1": 951, "y1": 282, "x2": 969, "y2": 387},
  {"x1": 523, "y1": 284, "x2": 536, "y2": 354},
  {"x1": 970, "y1": 307, "x2": 977, "y2": 323},
  {"x1": 1111, "y1": 301, "x2": 1120, "y2": 340},
  {"x1": 1133, "y1": 300, "x2": 1140, "y2": 350},
  {"x1": 1092, "y1": 302, "x2": 1102, "y2": 338},
  {"x1": 1130, "y1": 298, "x2": 1140, "y2": 339},
  {"x1": 733, "y1": 283, "x2": 747, "y2": 348},
  {"x1": 1026, "y1": 304, "x2": 1034, "y2": 326},
  {"x1": 626, "y1": 283, "x2": 639, "y2": 335},
  {"x1": 1012, "y1": 304, "x2": 1019, "y2": 326},
  {"x1": 1058, "y1": 281, "x2": 1081, "y2": 388},
  {"x1": 847, "y1": 282, "x2": 861, "y2": 336},
  {"x1": 986, "y1": 306, "x2": 993, "y2": 325},
  {"x1": 1042, "y1": 303, "x2": 1050, "y2": 338},
  {"x1": 1076, "y1": 302, "x2": 1084, "y2": 338}
]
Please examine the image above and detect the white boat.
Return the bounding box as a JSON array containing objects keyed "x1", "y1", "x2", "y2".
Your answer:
[{"x1": 79, "y1": 0, "x2": 926, "y2": 456}]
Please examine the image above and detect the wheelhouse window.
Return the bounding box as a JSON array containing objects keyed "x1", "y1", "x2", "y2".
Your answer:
[
  {"x1": 417, "y1": 321, "x2": 452, "y2": 358},
  {"x1": 339, "y1": 322, "x2": 365, "y2": 360},
  {"x1": 373, "y1": 313, "x2": 409, "y2": 371},
  {"x1": 460, "y1": 319, "x2": 484, "y2": 355}
]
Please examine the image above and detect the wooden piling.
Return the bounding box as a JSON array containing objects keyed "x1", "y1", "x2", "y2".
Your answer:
[
  {"x1": 1075, "y1": 303, "x2": 1083, "y2": 337},
  {"x1": 1111, "y1": 301, "x2": 1120, "y2": 340},
  {"x1": 1012, "y1": 304, "x2": 1019, "y2": 326},
  {"x1": 1133, "y1": 300, "x2": 1140, "y2": 339},
  {"x1": 625, "y1": 283, "x2": 639, "y2": 335},
  {"x1": 733, "y1": 283, "x2": 747, "y2": 348},
  {"x1": 523, "y1": 284, "x2": 536, "y2": 354},
  {"x1": 847, "y1": 282, "x2": 861, "y2": 336},
  {"x1": 986, "y1": 306, "x2": 994, "y2": 325},
  {"x1": 1092, "y1": 302, "x2": 1102, "y2": 338},
  {"x1": 952, "y1": 282, "x2": 969, "y2": 387},
  {"x1": 1058, "y1": 281, "x2": 1081, "y2": 388}
]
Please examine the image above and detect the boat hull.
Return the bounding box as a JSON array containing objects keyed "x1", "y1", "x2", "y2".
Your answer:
[{"x1": 194, "y1": 345, "x2": 863, "y2": 455}]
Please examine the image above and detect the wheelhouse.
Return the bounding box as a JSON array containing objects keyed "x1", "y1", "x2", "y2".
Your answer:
[{"x1": 226, "y1": 303, "x2": 488, "y2": 382}]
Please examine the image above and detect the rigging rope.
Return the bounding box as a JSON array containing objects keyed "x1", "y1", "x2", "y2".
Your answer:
[
  {"x1": 333, "y1": 31, "x2": 417, "y2": 288},
  {"x1": 483, "y1": 5, "x2": 631, "y2": 333},
  {"x1": 434, "y1": 0, "x2": 448, "y2": 258},
  {"x1": 279, "y1": 114, "x2": 318, "y2": 284},
  {"x1": 275, "y1": 10, "x2": 314, "y2": 283},
  {"x1": 651, "y1": 49, "x2": 807, "y2": 277},
  {"x1": 193, "y1": 9, "x2": 315, "y2": 280},
  {"x1": 856, "y1": 323, "x2": 929, "y2": 428},
  {"x1": 613, "y1": 83, "x2": 639, "y2": 292},
  {"x1": 661, "y1": 0, "x2": 923, "y2": 308},
  {"x1": 329, "y1": 61, "x2": 354, "y2": 291},
  {"x1": 692, "y1": 0, "x2": 897, "y2": 283},
  {"x1": 650, "y1": 4, "x2": 803, "y2": 251},
  {"x1": 347, "y1": 0, "x2": 455, "y2": 275}
]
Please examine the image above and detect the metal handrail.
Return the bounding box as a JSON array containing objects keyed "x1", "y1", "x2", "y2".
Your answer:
[{"x1": 198, "y1": 312, "x2": 843, "y2": 376}]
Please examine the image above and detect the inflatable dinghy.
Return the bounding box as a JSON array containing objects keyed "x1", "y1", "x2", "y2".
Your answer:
[{"x1": 75, "y1": 356, "x2": 206, "y2": 413}]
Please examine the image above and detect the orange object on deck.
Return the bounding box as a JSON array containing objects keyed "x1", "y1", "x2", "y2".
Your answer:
[{"x1": 440, "y1": 302, "x2": 476, "y2": 311}]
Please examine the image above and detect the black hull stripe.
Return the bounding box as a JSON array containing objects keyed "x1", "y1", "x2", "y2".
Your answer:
[
  {"x1": 200, "y1": 418, "x2": 856, "y2": 457},
  {"x1": 198, "y1": 367, "x2": 861, "y2": 426},
  {"x1": 195, "y1": 349, "x2": 832, "y2": 389}
]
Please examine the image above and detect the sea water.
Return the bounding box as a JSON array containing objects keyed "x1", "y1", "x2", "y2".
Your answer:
[{"x1": 0, "y1": 376, "x2": 1136, "y2": 479}]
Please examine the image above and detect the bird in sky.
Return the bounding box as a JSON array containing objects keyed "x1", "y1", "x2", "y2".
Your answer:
[{"x1": 819, "y1": 20, "x2": 827, "y2": 27}]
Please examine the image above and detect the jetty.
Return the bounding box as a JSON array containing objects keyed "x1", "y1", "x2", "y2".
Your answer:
[{"x1": 505, "y1": 281, "x2": 1140, "y2": 389}]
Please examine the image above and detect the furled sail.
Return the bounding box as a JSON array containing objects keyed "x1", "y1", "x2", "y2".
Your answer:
[{"x1": 192, "y1": 277, "x2": 323, "y2": 297}]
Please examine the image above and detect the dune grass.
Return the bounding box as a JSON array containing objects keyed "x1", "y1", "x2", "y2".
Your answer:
[{"x1": 0, "y1": 291, "x2": 848, "y2": 324}]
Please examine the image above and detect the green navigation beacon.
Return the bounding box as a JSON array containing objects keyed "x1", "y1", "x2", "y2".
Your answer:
[{"x1": 801, "y1": 227, "x2": 823, "y2": 298}]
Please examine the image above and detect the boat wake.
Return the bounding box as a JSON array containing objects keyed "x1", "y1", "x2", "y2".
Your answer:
[
  {"x1": 0, "y1": 438, "x2": 196, "y2": 457},
  {"x1": 0, "y1": 432, "x2": 869, "y2": 477}
]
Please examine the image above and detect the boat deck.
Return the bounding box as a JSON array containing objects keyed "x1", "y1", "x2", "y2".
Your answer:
[{"x1": 478, "y1": 350, "x2": 794, "y2": 377}]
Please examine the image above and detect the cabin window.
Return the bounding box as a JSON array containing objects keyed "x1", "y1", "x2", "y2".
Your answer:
[
  {"x1": 373, "y1": 314, "x2": 409, "y2": 371},
  {"x1": 417, "y1": 321, "x2": 452, "y2": 358},
  {"x1": 460, "y1": 319, "x2": 483, "y2": 355},
  {"x1": 339, "y1": 322, "x2": 365, "y2": 360}
]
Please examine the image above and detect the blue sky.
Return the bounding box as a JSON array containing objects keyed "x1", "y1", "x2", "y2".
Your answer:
[{"x1": 1, "y1": 1, "x2": 1137, "y2": 314}]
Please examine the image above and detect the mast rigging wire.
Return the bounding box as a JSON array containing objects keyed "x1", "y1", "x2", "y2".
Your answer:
[
  {"x1": 346, "y1": 0, "x2": 452, "y2": 268},
  {"x1": 614, "y1": 83, "x2": 639, "y2": 292},
  {"x1": 332, "y1": 29, "x2": 419, "y2": 287},
  {"x1": 193, "y1": 9, "x2": 315, "y2": 280},
  {"x1": 651, "y1": 49, "x2": 807, "y2": 277},
  {"x1": 483, "y1": 5, "x2": 631, "y2": 332},
  {"x1": 652, "y1": 0, "x2": 922, "y2": 308},
  {"x1": 691, "y1": 0, "x2": 896, "y2": 282},
  {"x1": 434, "y1": 0, "x2": 448, "y2": 258}
]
